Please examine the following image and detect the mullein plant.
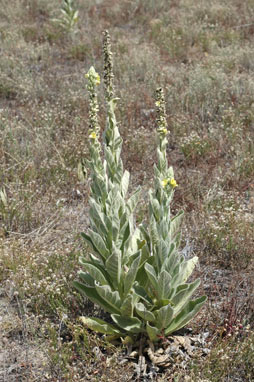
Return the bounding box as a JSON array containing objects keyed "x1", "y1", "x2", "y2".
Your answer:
[
  {"x1": 52, "y1": 0, "x2": 79, "y2": 34},
  {"x1": 74, "y1": 31, "x2": 206, "y2": 344}
]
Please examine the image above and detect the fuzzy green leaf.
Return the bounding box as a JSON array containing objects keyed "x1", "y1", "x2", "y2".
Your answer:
[
  {"x1": 146, "y1": 322, "x2": 160, "y2": 342},
  {"x1": 172, "y1": 279, "x2": 201, "y2": 315},
  {"x1": 119, "y1": 219, "x2": 131, "y2": 249},
  {"x1": 165, "y1": 295, "x2": 207, "y2": 335},
  {"x1": 80, "y1": 317, "x2": 122, "y2": 335},
  {"x1": 78, "y1": 261, "x2": 108, "y2": 286},
  {"x1": 178, "y1": 256, "x2": 198, "y2": 284},
  {"x1": 124, "y1": 227, "x2": 142, "y2": 256},
  {"x1": 124, "y1": 254, "x2": 141, "y2": 296},
  {"x1": 135, "y1": 302, "x2": 156, "y2": 322},
  {"x1": 120, "y1": 294, "x2": 134, "y2": 317},
  {"x1": 78, "y1": 271, "x2": 94, "y2": 286},
  {"x1": 81, "y1": 232, "x2": 97, "y2": 252},
  {"x1": 162, "y1": 244, "x2": 178, "y2": 273},
  {"x1": 88, "y1": 253, "x2": 104, "y2": 268},
  {"x1": 87, "y1": 229, "x2": 110, "y2": 259},
  {"x1": 120, "y1": 170, "x2": 130, "y2": 197},
  {"x1": 149, "y1": 192, "x2": 161, "y2": 221},
  {"x1": 95, "y1": 284, "x2": 121, "y2": 312},
  {"x1": 89, "y1": 201, "x2": 108, "y2": 237},
  {"x1": 169, "y1": 210, "x2": 184, "y2": 239},
  {"x1": 139, "y1": 224, "x2": 150, "y2": 247},
  {"x1": 157, "y1": 270, "x2": 172, "y2": 300},
  {"x1": 126, "y1": 187, "x2": 141, "y2": 213},
  {"x1": 144, "y1": 263, "x2": 158, "y2": 294},
  {"x1": 105, "y1": 248, "x2": 122, "y2": 285},
  {"x1": 150, "y1": 215, "x2": 160, "y2": 246},
  {"x1": 73, "y1": 281, "x2": 119, "y2": 314},
  {"x1": 111, "y1": 314, "x2": 143, "y2": 333},
  {"x1": 154, "y1": 304, "x2": 174, "y2": 330},
  {"x1": 158, "y1": 239, "x2": 169, "y2": 265},
  {"x1": 133, "y1": 283, "x2": 153, "y2": 305}
]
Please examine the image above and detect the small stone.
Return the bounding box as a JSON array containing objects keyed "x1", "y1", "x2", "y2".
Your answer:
[{"x1": 129, "y1": 350, "x2": 138, "y2": 358}]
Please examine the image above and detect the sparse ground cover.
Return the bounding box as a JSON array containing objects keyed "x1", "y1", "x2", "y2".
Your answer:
[{"x1": 0, "y1": 0, "x2": 254, "y2": 380}]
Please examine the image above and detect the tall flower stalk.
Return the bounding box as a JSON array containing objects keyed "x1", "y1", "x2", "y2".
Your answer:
[
  {"x1": 103, "y1": 30, "x2": 114, "y2": 103},
  {"x1": 102, "y1": 30, "x2": 123, "y2": 187},
  {"x1": 85, "y1": 67, "x2": 105, "y2": 205},
  {"x1": 154, "y1": 87, "x2": 177, "y2": 207}
]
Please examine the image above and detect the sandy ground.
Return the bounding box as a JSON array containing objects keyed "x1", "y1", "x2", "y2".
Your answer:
[{"x1": 0, "y1": 288, "x2": 49, "y2": 382}]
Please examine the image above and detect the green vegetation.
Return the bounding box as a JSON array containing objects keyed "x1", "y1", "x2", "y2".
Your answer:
[
  {"x1": 74, "y1": 35, "x2": 206, "y2": 344},
  {"x1": 0, "y1": 0, "x2": 254, "y2": 381}
]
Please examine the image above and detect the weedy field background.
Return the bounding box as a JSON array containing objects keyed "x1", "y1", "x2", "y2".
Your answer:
[{"x1": 0, "y1": 0, "x2": 254, "y2": 381}]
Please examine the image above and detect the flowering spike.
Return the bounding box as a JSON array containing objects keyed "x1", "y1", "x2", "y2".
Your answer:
[
  {"x1": 86, "y1": 66, "x2": 101, "y2": 139},
  {"x1": 155, "y1": 87, "x2": 168, "y2": 140},
  {"x1": 85, "y1": 66, "x2": 104, "y2": 197},
  {"x1": 103, "y1": 30, "x2": 114, "y2": 102}
]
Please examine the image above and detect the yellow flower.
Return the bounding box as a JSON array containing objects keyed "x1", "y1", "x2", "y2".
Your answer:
[
  {"x1": 157, "y1": 126, "x2": 168, "y2": 135},
  {"x1": 89, "y1": 131, "x2": 97, "y2": 139},
  {"x1": 155, "y1": 100, "x2": 161, "y2": 107},
  {"x1": 161, "y1": 178, "x2": 178, "y2": 189},
  {"x1": 161, "y1": 179, "x2": 169, "y2": 188},
  {"x1": 95, "y1": 73, "x2": 100, "y2": 86},
  {"x1": 170, "y1": 178, "x2": 178, "y2": 188}
]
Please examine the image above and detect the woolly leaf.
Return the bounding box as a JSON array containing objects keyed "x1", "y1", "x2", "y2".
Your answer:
[
  {"x1": 157, "y1": 270, "x2": 172, "y2": 300},
  {"x1": 135, "y1": 302, "x2": 156, "y2": 322},
  {"x1": 146, "y1": 322, "x2": 160, "y2": 342},
  {"x1": 172, "y1": 279, "x2": 201, "y2": 315},
  {"x1": 120, "y1": 294, "x2": 134, "y2": 317},
  {"x1": 80, "y1": 317, "x2": 122, "y2": 335},
  {"x1": 144, "y1": 263, "x2": 158, "y2": 294},
  {"x1": 105, "y1": 248, "x2": 122, "y2": 285},
  {"x1": 78, "y1": 271, "x2": 94, "y2": 286},
  {"x1": 178, "y1": 256, "x2": 199, "y2": 284},
  {"x1": 124, "y1": 254, "x2": 141, "y2": 296},
  {"x1": 126, "y1": 187, "x2": 141, "y2": 213},
  {"x1": 73, "y1": 281, "x2": 119, "y2": 314},
  {"x1": 95, "y1": 284, "x2": 121, "y2": 312},
  {"x1": 154, "y1": 304, "x2": 174, "y2": 330},
  {"x1": 78, "y1": 261, "x2": 108, "y2": 286},
  {"x1": 87, "y1": 229, "x2": 110, "y2": 259},
  {"x1": 120, "y1": 170, "x2": 130, "y2": 197},
  {"x1": 165, "y1": 295, "x2": 207, "y2": 335},
  {"x1": 169, "y1": 210, "x2": 184, "y2": 239},
  {"x1": 111, "y1": 314, "x2": 143, "y2": 333}
]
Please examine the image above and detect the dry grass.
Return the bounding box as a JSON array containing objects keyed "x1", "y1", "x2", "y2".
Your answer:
[{"x1": 1, "y1": 0, "x2": 254, "y2": 380}]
